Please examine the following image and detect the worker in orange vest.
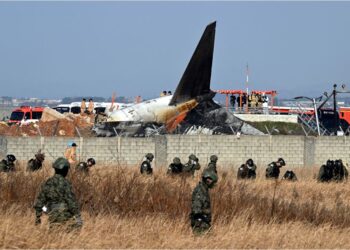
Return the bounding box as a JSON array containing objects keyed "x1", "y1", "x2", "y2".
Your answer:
[
  {"x1": 80, "y1": 98, "x2": 87, "y2": 115},
  {"x1": 64, "y1": 141, "x2": 78, "y2": 165},
  {"x1": 87, "y1": 98, "x2": 94, "y2": 115}
]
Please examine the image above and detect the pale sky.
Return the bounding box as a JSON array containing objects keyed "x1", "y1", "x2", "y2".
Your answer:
[{"x1": 0, "y1": 2, "x2": 350, "y2": 99}]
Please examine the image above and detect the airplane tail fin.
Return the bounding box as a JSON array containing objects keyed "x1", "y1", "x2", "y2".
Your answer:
[{"x1": 169, "y1": 21, "x2": 216, "y2": 106}]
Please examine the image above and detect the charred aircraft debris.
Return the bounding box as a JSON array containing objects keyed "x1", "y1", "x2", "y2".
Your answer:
[{"x1": 93, "y1": 22, "x2": 264, "y2": 137}]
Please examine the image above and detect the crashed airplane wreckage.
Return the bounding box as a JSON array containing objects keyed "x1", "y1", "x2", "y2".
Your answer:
[{"x1": 93, "y1": 22, "x2": 264, "y2": 137}]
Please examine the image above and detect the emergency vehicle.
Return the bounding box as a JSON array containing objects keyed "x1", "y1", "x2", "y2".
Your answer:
[{"x1": 8, "y1": 106, "x2": 44, "y2": 124}]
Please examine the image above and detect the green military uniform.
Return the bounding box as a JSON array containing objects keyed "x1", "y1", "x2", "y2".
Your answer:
[
  {"x1": 190, "y1": 170, "x2": 218, "y2": 234},
  {"x1": 183, "y1": 154, "x2": 201, "y2": 177},
  {"x1": 34, "y1": 157, "x2": 82, "y2": 229},
  {"x1": 205, "y1": 155, "x2": 218, "y2": 174}
]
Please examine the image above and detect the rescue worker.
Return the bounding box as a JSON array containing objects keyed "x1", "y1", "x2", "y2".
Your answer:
[
  {"x1": 27, "y1": 150, "x2": 45, "y2": 172},
  {"x1": 266, "y1": 158, "x2": 285, "y2": 179},
  {"x1": 167, "y1": 157, "x2": 184, "y2": 175},
  {"x1": 205, "y1": 155, "x2": 218, "y2": 174},
  {"x1": 282, "y1": 170, "x2": 298, "y2": 181},
  {"x1": 80, "y1": 98, "x2": 87, "y2": 115},
  {"x1": 318, "y1": 160, "x2": 334, "y2": 182},
  {"x1": 34, "y1": 157, "x2": 82, "y2": 229},
  {"x1": 64, "y1": 141, "x2": 78, "y2": 165},
  {"x1": 190, "y1": 169, "x2": 218, "y2": 234},
  {"x1": 140, "y1": 153, "x2": 154, "y2": 175},
  {"x1": 332, "y1": 159, "x2": 348, "y2": 182},
  {"x1": 0, "y1": 154, "x2": 16, "y2": 172},
  {"x1": 183, "y1": 154, "x2": 201, "y2": 177},
  {"x1": 76, "y1": 158, "x2": 96, "y2": 174},
  {"x1": 87, "y1": 98, "x2": 94, "y2": 115}
]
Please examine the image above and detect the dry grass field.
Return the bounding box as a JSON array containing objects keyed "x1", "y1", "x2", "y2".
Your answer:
[{"x1": 1, "y1": 163, "x2": 350, "y2": 248}]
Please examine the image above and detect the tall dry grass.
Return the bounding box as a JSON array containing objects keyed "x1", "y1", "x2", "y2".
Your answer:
[{"x1": 1, "y1": 163, "x2": 350, "y2": 248}]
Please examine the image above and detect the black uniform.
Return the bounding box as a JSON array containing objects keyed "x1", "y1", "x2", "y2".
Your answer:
[
  {"x1": 167, "y1": 163, "x2": 184, "y2": 175},
  {"x1": 282, "y1": 170, "x2": 298, "y2": 181},
  {"x1": 0, "y1": 160, "x2": 15, "y2": 172},
  {"x1": 266, "y1": 162, "x2": 281, "y2": 179},
  {"x1": 140, "y1": 160, "x2": 153, "y2": 175},
  {"x1": 27, "y1": 158, "x2": 43, "y2": 172},
  {"x1": 76, "y1": 162, "x2": 89, "y2": 174},
  {"x1": 318, "y1": 162, "x2": 334, "y2": 182},
  {"x1": 332, "y1": 160, "x2": 348, "y2": 182},
  {"x1": 237, "y1": 163, "x2": 257, "y2": 180}
]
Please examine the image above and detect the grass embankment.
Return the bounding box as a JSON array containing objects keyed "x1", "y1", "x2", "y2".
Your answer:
[
  {"x1": 1, "y1": 164, "x2": 350, "y2": 248},
  {"x1": 247, "y1": 121, "x2": 312, "y2": 135}
]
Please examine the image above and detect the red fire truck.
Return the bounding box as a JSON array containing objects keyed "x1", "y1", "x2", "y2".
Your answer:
[{"x1": 8, "y1": 106, "x2": 44, "y2": 125}]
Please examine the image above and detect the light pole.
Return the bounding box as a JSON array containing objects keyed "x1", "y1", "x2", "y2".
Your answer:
[{"x1": 294, "y1": 96, "x2": 321, "y2": 136}]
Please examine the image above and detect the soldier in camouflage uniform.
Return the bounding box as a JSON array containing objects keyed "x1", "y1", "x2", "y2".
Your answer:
[
  {"x1": 140, "y1": 153, "x2": 154, "y2": 175},
  {"x1": 0, "y1": 154, "x2": 16, "y2": 172},
  {"x1": 266, "y1": 158, "x2": 285, "y2": 179},
  {"x1": 205, "y1": 155, "x2": 218, "y2": 174},
  {"x1": 167, "y1": 157, "x2": 184, "y2": 175},
  {"x1": 34, "y1": 157, "x2": 82, "y2": 229},
  {"x1": 282, "y1": 170, "x2": 298, "y2": 181},
  {"x1": 318, "y1": 160, "x2": 334, "y2": 182},
  {"x1": 190, "y1": 169, "x2": 218, "y2": 234},
  {"x1": 183, "y1": 154, "x2": 201, "y2": 177},
  {"x1": 27, "y1": 151, "x2": 45, "y2": 172},
  {"x1": 76, "y1": 158, "x2": 96, "y2": 174}
]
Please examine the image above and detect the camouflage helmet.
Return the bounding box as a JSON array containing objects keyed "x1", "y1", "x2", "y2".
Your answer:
[
  {"x1": 189, "y1": 154, "x2": 197, "y2": 160},
  {"x1": 87, "y1": 158, "x2": 96, "y2": 166},
  {"x1": 53, "y1": 157, "x2": 70, "y2": 170},
  {"x1": 202, "y1": 169, "x2": 218, "y2": 185},
  {"x1": 278, "y1": 158, "x2": 286, "y2": 166},
  {"x1": 246, "y1": 158, "x2": 254, "y2": 166},
  {"x1": 6, "y1": 154, "x2": 16, "y2": 162},
  {"x1": 210, "y1": 155, "x2": 218, "y2": 162},
  {"x1": 173, "y1": 157, "x2": 181, "y2": 164},
  {"x1": 145, "y1": 153, "x2": 154, "y2": 160}
]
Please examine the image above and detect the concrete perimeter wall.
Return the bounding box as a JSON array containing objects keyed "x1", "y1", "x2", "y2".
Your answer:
[{"x1": 0, "y1": 135, "x2": 349, "y2": 168}]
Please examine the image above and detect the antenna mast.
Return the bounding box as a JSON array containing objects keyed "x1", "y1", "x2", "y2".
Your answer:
[{"x1": 246, "y1": 63, "x2": 249, "y2": 94}]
